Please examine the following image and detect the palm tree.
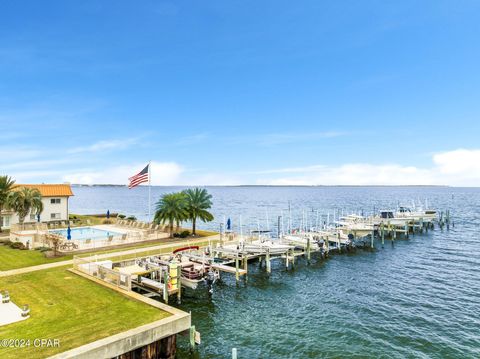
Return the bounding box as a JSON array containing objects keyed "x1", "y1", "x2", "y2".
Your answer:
[
  {"x1": 7, "y1": 187, "x2": 43, "y2": 228},
  {"x1": 183, "y1": 188, "x2": 214, "y2": 235},
  {"x1": 0, "y1": 175, "x2": 16, "y2": 232},
  {"x1": 154, "y1": 192, "x2": 188, "y2": 238}
]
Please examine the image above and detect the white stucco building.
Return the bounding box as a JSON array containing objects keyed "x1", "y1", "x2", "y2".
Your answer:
[{"x1": 0, "y1": 184, "x2": 74, "y2": 229}]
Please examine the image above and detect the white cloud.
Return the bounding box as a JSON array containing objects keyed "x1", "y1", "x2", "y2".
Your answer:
[
  {"x1": 5, "y1": 147, "x2": 480, "y2": 187},
  {"x1": 433, "y1": 149, "x2": 480, "y2": 176},
  {"x1": 68, "y1": 138, "x2": 140, "y2": 154},
  {"x1": 62, "y1": 161, "x2": 183, "y2": 185},
  {"x1": 258, "y1": 163, "x2": 434, "y2": 186},
  {"x1": 257, "y1": 149, "x2": 480, "y2": 186}
]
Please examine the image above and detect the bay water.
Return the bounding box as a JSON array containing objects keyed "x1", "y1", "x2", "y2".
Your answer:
[{"x1": 70, "y1": 186, "x2": 480, "y2": 358}]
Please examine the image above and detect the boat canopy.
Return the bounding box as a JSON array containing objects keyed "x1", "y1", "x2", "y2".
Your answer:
[{"x1": 380, "y1": 211, "x2": 394, "y2": 219}]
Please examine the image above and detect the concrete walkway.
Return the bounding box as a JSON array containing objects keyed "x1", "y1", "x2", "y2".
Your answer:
[
  {"x1": 0, "y1": 301, "x2": 29, "y2": 326},
  {"x1": 0, "y1": 235, "x2": 219, "y2": 278}
]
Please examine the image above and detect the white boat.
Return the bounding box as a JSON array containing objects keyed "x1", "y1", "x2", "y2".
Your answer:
[{"x1": 281, "y1": 233, "x2": 324, "y2": 250}]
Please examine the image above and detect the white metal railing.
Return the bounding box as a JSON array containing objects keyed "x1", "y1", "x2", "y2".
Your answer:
[
  {"x1": 73, "y1": 256, "x2": 132, "y2": 291},
  {"x1": 58, "y1": 231, "x2": 170, "y2": 251},
  {"x1": 10, "y1": 223, "x2": 48, "y2": 232}
]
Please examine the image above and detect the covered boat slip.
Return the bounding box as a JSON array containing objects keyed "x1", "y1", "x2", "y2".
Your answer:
[{"x1": 73, "y1": 251, "x2": 220, "y2": 305}]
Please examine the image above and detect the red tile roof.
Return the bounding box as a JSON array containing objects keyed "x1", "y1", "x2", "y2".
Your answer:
[{"x1": 15, "y1": 184, "x2": 74, "y2": 197}]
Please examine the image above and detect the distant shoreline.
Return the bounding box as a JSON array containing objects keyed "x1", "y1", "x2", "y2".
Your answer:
[{"x1": 71, "y1": 184, "x2": 453, "y2": 188}]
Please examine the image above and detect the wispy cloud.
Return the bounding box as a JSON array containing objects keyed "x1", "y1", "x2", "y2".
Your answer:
[
  {"x1": 177, "y1": 132, "x2": 210, "y2": 145},
  {"x1": 225, "y1": 131, "x2": 348, "y2": 146},
  {"x1": 63, "y1": 161, "x2": 184, "y2": 185},
  {"x1": 68, "y1": 137, "x2": 141, "y2": 154},
  {"x1": 1, "y1": 159, "x2": 73, "y2": 171},
  {"x1": 255, "y1": 148, "x2": 480, "y2": 186},
  {"x1": 0, "y1": 146, "x2": 43, "y2": 161},
  {"x1": 258, "y1": 131, "x2": 346, "y2": 145}
]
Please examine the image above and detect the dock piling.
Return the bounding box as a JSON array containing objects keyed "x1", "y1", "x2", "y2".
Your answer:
[
  {"x1": 176, "y1": 266, "x2": 182, "y2": 304},
  {"x1": 163, "y1": 270, "x2": 169, "y2": 304},
  {"x1": 189, "y1": 325, "x2": 196, "y2": 351},
  {"x1": 235, "y1": 256, "x2": 240, "y2": 282},
  {"x1": 266, "y1": 248, "x2": 271, "y2": 273},
  {"x1": 381, "y1": 223, "x2": 385, "y2": 247}
]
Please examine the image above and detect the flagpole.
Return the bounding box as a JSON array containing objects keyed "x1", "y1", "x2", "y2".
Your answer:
[{"x1": 148, "y1": 160, "x2": 151, "y2": 222}]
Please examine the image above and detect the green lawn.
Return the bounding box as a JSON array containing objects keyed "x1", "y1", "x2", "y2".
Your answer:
[
  {"x1": 0, "y1": 231, "x2": 219, "y2": 271},
  {"x1": 0, "y1": 266, "x2": 170, "y2": 359},
  {"x1": 0, "y1": 246, "x2": 73, "y2": 271}
]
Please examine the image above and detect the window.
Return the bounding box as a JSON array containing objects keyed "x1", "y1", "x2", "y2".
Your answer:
[
  {"x1": 50, "y1": 198, "x2": 61, "y2": 204},
  {"x1": 50, "y1": 213, "x2": 61, "y2": 220},
  {"x1": 0, "y1": 216, "x2": 10, "y2": 227}
]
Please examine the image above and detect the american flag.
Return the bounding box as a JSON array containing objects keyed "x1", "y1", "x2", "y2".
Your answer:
[{"x1": 128, "y1": 164, "x2": 150, "y2": 189}]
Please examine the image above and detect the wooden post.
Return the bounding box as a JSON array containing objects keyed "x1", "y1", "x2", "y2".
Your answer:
[
  {"x1": 232, "y1": 348, "x2": 238, "y2": 359},
  {"x1": 189, "y1": 325, "x2": 196, "y2": 351},
  {"x1": 285, "y1": 248, "x2": 289, "y2": 270},
  {"x1": 163, "y1": 270, "x2": 169, "y2": 304},
  {"x1": 381, "y1": 223, "x2": 384, "y2": 247},
  {"x1": 177, "y1": 265, "x2": 182, "y2": 304},
  {"x1": 243, "y1": 254, "x2": 248, "y2": 282},
  {"x1": 404, "y1": 221, "x2": 408, "y2": 239},
  {"x1": 393, "y1": 227, "x2": 396, "y2": 245},
  {"x1": 420, "y1": 218, "x2": 424, "y2": 234},
  {"x1": 266, "y1": 248, "x2": 271, "y2": 274},
  {"x1": 235, "y1": 256, "x2": 239, "y2": 282},
  {"x1": 370, "y1": 229, "x2": 374, "y2": 249},
  {"x1": 291, "y1": 248, "x2": 295, "y2": 269}
]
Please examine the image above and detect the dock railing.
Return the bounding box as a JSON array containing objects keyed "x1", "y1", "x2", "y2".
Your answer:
[{"x1": 73, "y1": 255, "x2": 132, "y2": 291}]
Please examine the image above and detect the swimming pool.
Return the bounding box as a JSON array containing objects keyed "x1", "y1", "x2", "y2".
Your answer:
[{"x1": 50, "y1": 227, "x2": 122, "y2": 240}]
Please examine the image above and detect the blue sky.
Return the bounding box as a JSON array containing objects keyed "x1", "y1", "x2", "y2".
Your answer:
[{"x1": 1, "y1": 1, "x2": 480, "y2": 185}]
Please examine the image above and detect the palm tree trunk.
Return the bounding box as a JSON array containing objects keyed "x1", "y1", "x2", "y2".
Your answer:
[
  {"x1": 0, "y1": 205, "x2": 3, "y2": 233},
  {"x1": 192, "y1": 217, "x2": 196, "y2": 235},
  {"x1": 169, "y1": 219, "x2": 174, "y2": 238}
]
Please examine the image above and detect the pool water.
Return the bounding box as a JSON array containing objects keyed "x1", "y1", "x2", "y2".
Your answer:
[{"x1": 50, "y1": 227, "x2": 121, "y2": 240}]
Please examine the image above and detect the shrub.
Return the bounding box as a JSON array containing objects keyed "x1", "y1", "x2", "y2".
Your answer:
[
  {"x1": 172, "y1": 231, "x2": 190, "y2": 238},
  {"x1": 35, "y1": 246, "x2": 51, "y2": 252},
  {"x1": 0, "y1": 239, "x2": 12, "y2": 246},
  {"x1": 117, "y1": 214, "x2": 126, "y2": 219},
  {"x1": 126, "y1": 216, "x2": 137, "y2": 221},
  {"x1": 10, "y1": 242, "x2": 26, "y2": 250}
]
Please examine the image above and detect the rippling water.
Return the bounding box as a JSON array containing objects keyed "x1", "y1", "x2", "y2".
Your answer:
[{"x1": 70, "y1": 186, "x2": 480, "y2": 358}]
